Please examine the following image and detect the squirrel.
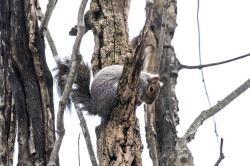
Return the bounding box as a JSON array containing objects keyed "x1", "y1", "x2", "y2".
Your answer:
[{"x1": 53, "y1": 58, "x2": 163, "y2": 119}]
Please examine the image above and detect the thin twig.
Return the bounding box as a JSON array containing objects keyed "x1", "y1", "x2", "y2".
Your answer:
[
  {"x1": 36, "y1": 0, "x2": 61, "y2": 64},
  {"x1": 47, "y1": 0, "x2": 88, "y2": 165},
  {"x1": 180, "y1": 53, "x2": 250, "y2": 70},
  {"x1": 75, "y1": 104, "x2": 98, "y2": 166},
  {"x1": 195, "y1": 0, "x2": 220, "y2": 146},
  {"x1": 40, "y1": 0, "x2": 57, "y2": 34},
  {"x1": 214, "y1": 138, "x2": 225, "y2": 166},
  {"x1": 78, "y1": 133, "x2": 81, "y2": 166},
  {"x1": 183, "y1": 77, "x2": 250, "y2": 143}
]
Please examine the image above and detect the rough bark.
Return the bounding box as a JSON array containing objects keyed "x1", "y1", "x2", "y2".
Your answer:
[
  {"x1": 136, "y1": 0, "x2": 180, "y2": 165},
  {"x1": 85, "y1": 0, "x2": 132, "y2": 74},
  {"x1": 0, "y1": 43, "x2": 16, "y2": 166},
  {"x1": 138, "y1": 3, "x2": 160, "y2": 166},
  {"x1": 0, "y1": 0, "x2": 55, "y2": 165},
  {"x1": 0, "y1": 1, "x2": 17, "y2": 165},
  {"x1": 152, "y1": 0, "x2": 179, "y2": 165},
  {"x1": 85, "y1": 0, "x2": 153, "y2": 165}
]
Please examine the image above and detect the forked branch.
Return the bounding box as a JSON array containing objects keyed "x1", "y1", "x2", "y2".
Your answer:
[
  {"x1": 214, "y1": 138, "x2": 225, "y2": 166},
  {"x1": 36, "y1": 0, "x2": 61, "y2": 64},
  {"x1": 40, "y1": 0, "x2": 57, "y2": 34}
]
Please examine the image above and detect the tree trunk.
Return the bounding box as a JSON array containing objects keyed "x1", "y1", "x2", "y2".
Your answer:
[
  {"x1": 0, "y1": 0, "x2": 55, "y2": 165},
  {"x1": 142, "y1": 0, "x2": 181, "y2": 165},
  {"x1": 85, "y1": 0, "x2": 144, "y2": 165},
  {"x1": 0, "y1": 47, "x2": 16, "y2": 166},
  {"x1": 85, "y1": 0, "x2": 131, "y2": 74}
]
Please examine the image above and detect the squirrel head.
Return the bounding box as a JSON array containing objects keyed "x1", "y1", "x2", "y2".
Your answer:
[{"x1": 139, "y1": 74, "x2": 163, "y2": 104}]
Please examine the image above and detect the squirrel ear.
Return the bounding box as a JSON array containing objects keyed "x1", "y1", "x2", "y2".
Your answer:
[{"x1": 148, "y1": 75, "x2": 160, "y2": 83}]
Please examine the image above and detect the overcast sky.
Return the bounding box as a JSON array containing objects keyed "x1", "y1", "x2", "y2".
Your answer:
[{"x1": 39, "y1": 0, "x2": 250, "y2": 165}]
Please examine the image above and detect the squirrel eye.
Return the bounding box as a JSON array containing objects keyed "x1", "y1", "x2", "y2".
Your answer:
[{"x1": 148, "y1": 86, "x2": 154, "y2": 92}]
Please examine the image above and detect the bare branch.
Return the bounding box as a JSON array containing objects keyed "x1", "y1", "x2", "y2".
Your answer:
[
  {"x1": 183, "y1": 77, "x2": 250, "y2": 143},
  {"x1": 78, "y1": 133, "x2": 81, "y2": 166},
  {"x1": 180, "y1": 53, "x2": 250, "y2": 70},
  {"x1": 142, "y1": 2, "x2": 160, "y2": 166},
  {"x1": 91, "y1": 34, "x2": 101, "y2": 75},
  {"x1": 47, "y1": 0, "x2": 88, "y2": 165},
  {"x1": 46, "y1": 31, "x2": 61, "y2": 63},
  {"x1": 117, "y1": 0, "x2": 153, "y2": 111},
  {"x1": 40, "y1": 0, "x2": 57, "y2": 34},
  {"x1": 75, "y1": 104, "x2": 98, "y2": 166},
  {"x1": 214, "y1": 138, "x2": 225, "y2": 166},
  {"x1": 36, "y1": 0, "x2": 61, "y2": 64},
  {"x1": 133, "y1": 7, "x2": 153, "y2": 62},
  {"x1": 145, "y1": 104, "x2": 159, "y2": 166},
  {"x1": 73, "y1": 2, "x2": 98, "y2": 165},
  {"x1": 77, "y1": 0, "x2": 88, "y2": 25}
]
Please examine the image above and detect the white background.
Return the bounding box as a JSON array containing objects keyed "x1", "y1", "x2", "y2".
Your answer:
[{"x1": 38, "y1": 0, "x2": 250, "y2": 165}]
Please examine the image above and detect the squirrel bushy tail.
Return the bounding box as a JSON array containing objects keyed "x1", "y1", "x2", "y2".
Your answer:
[{"x1": 53, "y1": 59, "x2": 97, "y2": 114}]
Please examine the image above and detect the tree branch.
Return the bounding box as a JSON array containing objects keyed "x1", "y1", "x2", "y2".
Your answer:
[
  {"x1": 75, "y1": 104, "x2": 98, "y2": 166},
  {"x1": 141, "y1": 2, "x2": 160, "y2": 166},
  {"x1": 154, "y1": 1, "x2": 179, "y2": 165},
  {"x1": 180, "y1": 53, "x2": 250, "y2": 70},
  {"x1": 78, "y1": 133, "x2": 81, "y2": 166},
  {"x1": 36, "y1": 0, "x2": 61, "y2": 64},
  {"x1": 214, "y1": 138, "x2": 225, "y2": 166},
  {"x1": 73, "y1": 1, "x2": 98, "y2": 165},
  {"x1": 40, "y1": 0, "x2": 57, "y2": 34},
  {"x1": 117, "y1": 0, "x2": 152, "y2": 116},
  {"x1": 183, "y1": 77, "x2": 250, "y2": 143},
  {"x1": 47, "y1": 0, "x2": 88, "y2": 165},
  {"x1": 133, "y1": 7, "x2": 153, "y2": 63},
  {"x1": 145, "y1": 104, "x2": 159, "y2": 166}
]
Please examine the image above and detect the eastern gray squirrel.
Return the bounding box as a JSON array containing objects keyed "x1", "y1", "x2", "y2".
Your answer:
[{"x1": 54, "y1": 59, "x2": 163, "y2": 119}]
